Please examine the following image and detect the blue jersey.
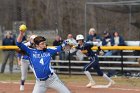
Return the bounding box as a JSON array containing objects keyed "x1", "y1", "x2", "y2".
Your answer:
[
  {"x1": 16, "y1": 42, "x2": 62, "y2": 80},
  {"x1": 76, "y1": 42, "x2": 96, "y2": 57}
]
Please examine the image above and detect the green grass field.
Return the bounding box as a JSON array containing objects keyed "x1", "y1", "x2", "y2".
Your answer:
[{"x1": 0, "y1": 73, "x2": 140, "y2": 88}]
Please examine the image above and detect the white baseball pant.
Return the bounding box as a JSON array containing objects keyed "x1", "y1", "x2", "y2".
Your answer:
[
  {"x1": 20, "y1": 59, "x2": 29, "y2": 80},
  {"x1": 32, "y1": 73, "x2": 71, "y2": 93}
]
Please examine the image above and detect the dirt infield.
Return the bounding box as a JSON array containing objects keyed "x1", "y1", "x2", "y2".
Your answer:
[
  {"x1": 0, "y1": 81, "x2": 140, "y2": 93},
  {"x1": 0, "y1": 74, "x2": 140, "y2": 93}
]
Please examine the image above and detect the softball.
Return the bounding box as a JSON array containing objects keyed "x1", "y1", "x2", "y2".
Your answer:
[{"x1": 19, "y1": 24, "x2": 27, "y2": 32}]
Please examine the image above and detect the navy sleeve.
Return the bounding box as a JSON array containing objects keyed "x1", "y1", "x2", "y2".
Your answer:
[
  {"x1": 102, "y1": 39, "x2": 107, "y2": 46},
  {"x1": 12, "y1": 38, "x2": 16, "y2": 45}
]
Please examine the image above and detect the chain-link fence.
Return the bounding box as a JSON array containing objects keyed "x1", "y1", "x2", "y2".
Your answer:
[
  {"x1": 85, "y1": 1, "x2": 140, "y2": 41},
  {"x1": 0, "y1": 0, "x2": 59, "y2": 45},
  {"x1": 0, "y1": 0, "x2": 140, "y2": 45}
]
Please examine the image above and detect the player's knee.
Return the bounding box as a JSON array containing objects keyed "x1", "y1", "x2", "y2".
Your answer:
[{"x1": 83, "y1": 65, "x2": 91, "y2": 71}]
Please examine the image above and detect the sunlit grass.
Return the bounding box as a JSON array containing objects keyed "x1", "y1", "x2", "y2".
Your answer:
[{"x1": 0, "y1": 73, "x2": 140, "y2": 88}]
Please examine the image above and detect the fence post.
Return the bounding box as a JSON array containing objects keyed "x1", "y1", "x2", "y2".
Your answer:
[
  {"x1": 68, "y1": 51, "x2": 71, "y2": 77},
  {"x1": 120, "y1": 50, "x2": 124, "y2": 75}
]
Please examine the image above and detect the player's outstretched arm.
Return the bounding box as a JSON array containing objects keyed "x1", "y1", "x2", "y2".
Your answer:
[{"x1": 16, "y1": 25, "x2": 30, "y2": 54}]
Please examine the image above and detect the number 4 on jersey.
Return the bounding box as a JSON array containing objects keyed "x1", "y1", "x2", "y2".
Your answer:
[{"x1": 39, "y1": 58, "x2": 44, "y2": 65}]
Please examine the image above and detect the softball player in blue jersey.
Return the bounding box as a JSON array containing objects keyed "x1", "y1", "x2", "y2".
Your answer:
[
  {"x1": 17, "y1": 35, "x2": 37, "y2": 91},
  {"x1": 75, "y1": 34, "x2": 115, "y2": 88},
  {"x1": 17, "y1": 31, "x2": 71, "y2": 93}
]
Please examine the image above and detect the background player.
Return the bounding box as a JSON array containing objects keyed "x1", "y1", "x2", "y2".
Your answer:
[
  {"x1": 75, "y1": 34, "x2": 115, "y2": 88},
  {"x1": 16, "y1": 26, "x2": 71, "y2": 93},
  {"x1": 17, "y1": 34, "x2": 37, "y2": 91}
]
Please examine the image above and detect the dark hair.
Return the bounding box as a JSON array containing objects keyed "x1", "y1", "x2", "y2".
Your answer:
[
  {"x1": 113, "y1": 31, "x2": 119, "y2": 36},
  {"x1": 34, "y1": 36, "x2": 46, "y2": 45}
]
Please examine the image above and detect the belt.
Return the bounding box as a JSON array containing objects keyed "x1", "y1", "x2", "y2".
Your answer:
[
  {"x1": 22, "y1": 58, "x2": 29, "y2": 60},
  {"x1": 39, "y1": 73, "x2": 53, "y2": 81}
]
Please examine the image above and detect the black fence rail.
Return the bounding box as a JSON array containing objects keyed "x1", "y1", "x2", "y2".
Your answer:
[{"x1": 51, "y1": 50, "x2": 140, "y2": 76}]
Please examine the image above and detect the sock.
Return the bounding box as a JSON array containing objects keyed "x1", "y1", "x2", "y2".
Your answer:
[
  {"x1": 21, "y1": 80, "x2": 25, "y2": 85},
  {"x1": 103, "y1": 74, "x2": 113, "y2": 82},
  {"x1": 84, "y1": 71, "x2": 95, "y2": 83}
]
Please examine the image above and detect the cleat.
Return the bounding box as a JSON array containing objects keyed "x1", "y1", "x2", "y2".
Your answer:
[
  {"x1": 110, "y1": 80, "x2": 115, "y2": 85},
  {"x1": 20, "y1": 85, "x2": 24, "y2": 91},
  {"x1": 86, "y1": 82, "x2": 95, "y2": 88}
]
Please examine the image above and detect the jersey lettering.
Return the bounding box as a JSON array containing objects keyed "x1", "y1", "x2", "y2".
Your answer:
[
  {"x1": 39, "y1": 58, "x2": 44, "y2": 65},
  {"x1": 33, "y1": 53, "x2": 50, "y2": 58}
]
